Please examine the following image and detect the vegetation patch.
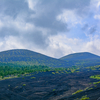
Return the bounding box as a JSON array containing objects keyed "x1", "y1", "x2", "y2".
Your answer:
[
  {"x1": 72, "y1": 89, "x2": 83, "y2": 95},
  {"x1": 52, "y1": 72, "x2": 55, "y2": 74},
  {"x1": 0, "y1": 65, "x2": 50, "y2": 80},
  {"x1": 74, "y1": 95, "x2": 89, "y2": 100},
  {"x1": 31, "y1": 77, "x2": 36, "y2": 79},
  {"x1": 0, "y1": 65, "x2": 80, "y2": 80},
  {"x1": 23, "y1": 84, "x2": 26, "y2": 86},
  {"x1": 80, "y1": 95, "x2": 89, "y2": 100},
  {"x1": 53, "y1": 89, "x2": 56, "y2": 91},
  {"x1": 93, "y1": 81, "x2": 100, "y2": 84},
  {"x1": 90, "y1": 73, "x2": 100, "y2": 85},
  {"x1": 86, "y1": 65, "x2": 100, "y2": 71},
  {"x1": 90, "y1": 75, "x2": 100, "y2": 80}
]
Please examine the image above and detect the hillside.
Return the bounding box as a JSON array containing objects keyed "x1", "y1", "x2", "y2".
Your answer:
[
  {"x1": 0, "y1": 65, "x2": 100, "y2": 100},
  {"x1": 0, "y1": 49, "x2": 70, "y2": 68},
  {"x1": 60, "y1": 52, "x2": 100, "y2": 67},
  {"x1": 1, "y1": 50, "x2": 100, "y2": 99},
  {"x1": 0, "y1": 50, "x2": 100, "y2": 68}
]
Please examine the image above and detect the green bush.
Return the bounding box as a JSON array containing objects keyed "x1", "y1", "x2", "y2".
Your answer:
[
  {"x1": 53, "y1": 89, "x2": 56, "y2": 91},
  {"x1": 72, "y1": 89, "x2": 83, "y2": 95},
  {"x1": 90, "y1": 75, "x2": 100, "y2": 80},
  {"x1": 80, "y1": 95, "x2": 89, "y2": 100},
  {"x1": 23, "y1": 84, "x2": 26, "y2": 86},
  {"x1": 31, "y1": 77, "x2": 36, "y2": 79},
  {"x1": 93, "y1": 81, "x2": 100, "y2": 84}
]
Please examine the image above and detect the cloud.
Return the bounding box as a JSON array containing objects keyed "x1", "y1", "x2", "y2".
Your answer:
[
  {"x1": 56, "y1": 9, "x2": 82, "y2": 27},
  {"x1": 94, "y1": 15, "x2": 100, "y2": 19},
  {"x1": 81, "y1": 36, "x2": 100, "y2": 56},
  {"x1": 0, "y1": 0, "x2": 100, "y2": 58},
  {"x1": 45, "y1": 34, "x2": 83, "y2": 58},
  {"x1": 81, "y1": 24, "x2": 89, "y2": 30},
  {"x1": 89, "y1": 26, "x2": 96, "y2": 34},
  {"x1": 0, "y1": 36, "x2": 25, "y2": 51}
]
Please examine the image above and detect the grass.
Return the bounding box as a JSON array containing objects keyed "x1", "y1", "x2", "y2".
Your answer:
[
  {"x1": 90, "y1": 75, "x2": 100, "y2": 80},
  {"x1": 52, "y1": 72, "x2": 55, "y2": 74},
  {"x1": 93, "y1": 81, "x2": 100, "y2": 84},
  {"x1": 53, "y1": 89, "x2": 56, "y2": 91},
  {"x1": 23, "y1": 84, "x2": 26, "y2": 86},
  {"x1": 90, "y1": 74, "x2": 100, "y2": 85},
  {"x1": 0, "y1": 65, "x2": 81, "y2": 80},
  {"x1": 86, "y1": 65, "x2": 100, "y2": 70},
  {"x1": 80, "y1": 95, "x2": 89, "y2": 100},
  {"x1": 30, "y1": 77, "x2": 36, "y2": 79},
  {"x1": 74, "y1": 95, "x2": 89, "y2": 100},
  {"x1": 72, "y1": 89, "x2": 83, "y2": 95}
]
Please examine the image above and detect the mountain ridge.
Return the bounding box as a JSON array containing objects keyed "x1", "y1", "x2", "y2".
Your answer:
[
  {"x1": 60, "y1": 52, "x2": 100, "y2": 60},
  {"x1": 59, "y1": 52, "x2": 100, "y2": 67},
  {"x1": 0, "y1": 49, "x2": 100, "y2": 68},
  {"x1": 0, "y1": 49, "x2": 70, "y2": 68}
]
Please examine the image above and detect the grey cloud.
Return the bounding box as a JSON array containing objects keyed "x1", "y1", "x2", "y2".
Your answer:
[
  {"x1": 22, "y1": 30, "x2": 49, "y2": 49},
  {"x1": 89, "y1": 26, "x2": 96, "y2": 34},
  {"x1": 0, "y1": 0, "x2": 91, "y2": 50},
  {"x1": 82, "y1": 24, "x2": 89, "y2": 30},
  {"x1": 0, "y1": 27, "x2": 19, "y2": 38},
  {"x1": 39, "y1": 0, "x2": 90, "y2": 11},
  {"x1": 0, "y1": 0, "x2": 35, "y2": 19},
  {"x1": 27, "y1": 0, "x2": 91, "y2": 30},
  {"x1": 32, "y1": 17, "x2": 68, "y2": 32},
  {"x1": 37, "y1": 0, "x2": 91, "y2": 18}
]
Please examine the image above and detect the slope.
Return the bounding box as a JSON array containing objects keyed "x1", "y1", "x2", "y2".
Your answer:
[
  {"x1": 0, "y1": 49, "x2": 70, "y2": 68},
  {"x1": 59, "y1": 52, "x2": 100, "y2": 67}
]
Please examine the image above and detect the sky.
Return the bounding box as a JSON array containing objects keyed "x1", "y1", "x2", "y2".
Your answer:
[{"x1": 0, "y1": 0, "x2": 100, "y2": 58}]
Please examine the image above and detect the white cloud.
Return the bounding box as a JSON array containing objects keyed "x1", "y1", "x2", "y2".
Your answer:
[
  {"x1": 94, "y1": 14, "x2": 100, "y2": 19},
  {"x1": 90, "y1": 0, "x2": 100, "y2": 18},
  {"x1": 81, "y1": 35, "x2": 100, "y2": 56},
  {"x1": 26, "y1": 0, "x2": 39, "y2": 11},
  {"x1": 97, "y1": 1, "x2": 100, "y2": 8},
  {"x1": 0, "y1": 42, "x2": 3, "y2": 47},
  {"x1": 44, "y1": 34, "x2": 83, "y2": 58},
  {"x1": 0, "y1": 36, "x2": 25, "y2": 52},
  {"x1": 56, "y1": 9, "x2": 82, "y2": 27}
]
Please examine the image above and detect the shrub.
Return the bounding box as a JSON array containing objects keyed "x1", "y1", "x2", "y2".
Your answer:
[
  {"x1": 80, "y1": 95, "x2": 89, "y2": 100},
  {"x1": 23, "y1": 84, "x2": 26, "y2": 86},
  {"x1": 90, "y1": 75, "x2": 100, "y2": 80},
  {"x1": 31, "y1": 77, "x2": 36, "y2": 79},
  {"x1": 72, "y1": 89, "x2": 83, "y2": 95},
  {"x1": 93, "y1": 81, "x2": 100, "y2": 84},
  {"x1": 52, "y1": 72, "x2": 55, "y2": 74},
  {"x1": 53, "y1": 89, "x2": 56, "y2": 91}
]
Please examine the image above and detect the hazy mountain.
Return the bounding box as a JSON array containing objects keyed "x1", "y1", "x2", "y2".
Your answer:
[
  {"x1": 59, "y1": 52, "x2": 100, "y2": 67},
  {"x1": 0, "y1": 49, "x2": 70, "y2": 68}
]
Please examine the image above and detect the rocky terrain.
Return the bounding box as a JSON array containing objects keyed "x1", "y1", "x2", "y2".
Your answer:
[{"x1": 0, "y1": 69, "x2": 100, "y2": 100}]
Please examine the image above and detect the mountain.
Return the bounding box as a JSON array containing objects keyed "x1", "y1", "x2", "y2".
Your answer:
[
  {"x1": 60, "y1": 52, "x2": 100, "y2": 60},
  {"x1": 60, "y1": 52, "x2": 100, "y2": 67},
  {"x1": 1, "y1": 50, "x2": 100, "y2": 99},
  {"x1": 0, "y1": 49, "x2": 70, "y2": 68},
  {"x1": 0, "y1": 50, "x2": 100, "y2": 68}
]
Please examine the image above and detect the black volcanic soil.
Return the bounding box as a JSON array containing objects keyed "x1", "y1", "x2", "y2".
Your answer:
[{"x1": 0, "y1": 70, "x2": 100, "y2": 100}]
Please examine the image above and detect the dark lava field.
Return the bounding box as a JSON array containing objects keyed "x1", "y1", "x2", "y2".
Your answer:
[{"x1": 0, "y1": 70, "x2": 100, "y2": 100}]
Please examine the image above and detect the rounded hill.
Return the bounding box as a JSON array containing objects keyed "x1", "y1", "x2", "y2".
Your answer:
[
  {"x1": 0, "y1": 49, "x2": 69, "y2": 68},
  {"x1": 60, "y1": 52, "x2": 100, "y2": 67},
  {"x1": 60, "y1": 52, "x2": 100, "y2": 61}
]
